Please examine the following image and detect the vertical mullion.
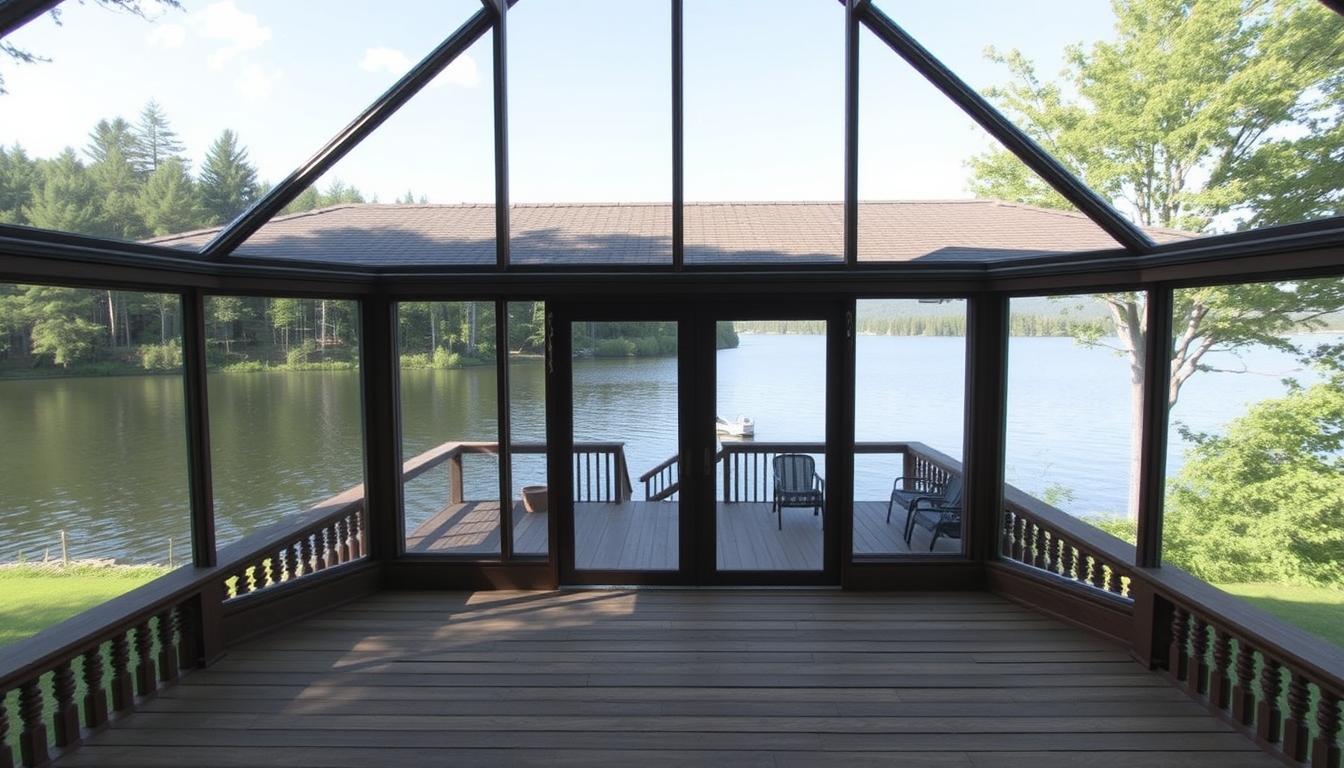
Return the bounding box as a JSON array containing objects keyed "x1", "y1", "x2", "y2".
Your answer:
[
  {"x1": 843, "y1": 0, "x2": 861, "y2": 267},
  {"x1": 492, "y1": 0, "x2": 510, "y2": 268},
  {"x1": 1136, "y1": 287, "x2": 1173, "y2": 568},
  {"x1": 497, "y1": 299, "x2": 515, "y2": 559},
  {"x1": 672, "y1": 0, "x2": 685, "y2": 270},
  {"x1": 181, "y1": 289, "x2": 216, "y2": 567}
]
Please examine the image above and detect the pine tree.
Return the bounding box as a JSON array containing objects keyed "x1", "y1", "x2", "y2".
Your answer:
[
  {"x1": 199, "y1": 129, "x2": 259, "y2": 226},
  {"x1": 138, "y1": 157, "x2": 205, "y2": 236},
  {"x1": 0, "y1": 145, "x2": 38, "y2": 224},
  {"x1": 24, "y1": 149, "x2": 102, "y2": 234},
  {"x1": 131, "y1": 100, "x2": 187, "y2": 178},
  {"x1": 88, "y1": 144, "x2": 148, "y2": 240}
]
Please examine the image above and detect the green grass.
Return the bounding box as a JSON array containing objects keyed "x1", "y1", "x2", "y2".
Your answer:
[
  {"x1": 0, "y1": 563, "x2": 170, "y2": 648},
  {"x1": 1219, "y1": 582, "x2": 1344, "y2": 648}
]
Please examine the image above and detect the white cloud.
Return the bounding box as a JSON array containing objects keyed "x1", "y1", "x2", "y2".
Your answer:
[
  {"x1": 236, "y1": 64, "x2": 282, "y2": 101},
  {"x1": 146, "y1": 23, "x2": 187, "y2": 49},
  {"x1": 432, "y1": 54, "x2": 481, "y2": 88},
  {"x1": 360, "y1": 47, "x2": 412, "y2": 76},
  {"x1": 196, "y1": 2, "x2": 271, "y2": 70}
]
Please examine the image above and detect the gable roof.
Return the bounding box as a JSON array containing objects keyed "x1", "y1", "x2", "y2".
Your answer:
[{"x1": 149, "y1": 200, "x2": 1196, "y2": 267}]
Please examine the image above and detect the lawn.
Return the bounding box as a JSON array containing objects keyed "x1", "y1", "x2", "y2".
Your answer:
[
  {"x1": 0, "y1": 563, "x2": 170, "y2": 648},
  {"x1": 1219, "y1": 582, "x2": 1344, "y2": 649}
]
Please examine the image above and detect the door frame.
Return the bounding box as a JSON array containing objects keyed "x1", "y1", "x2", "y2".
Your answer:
[{"x1": 548, "y1": 298, "x2": 849, "y2": 587}]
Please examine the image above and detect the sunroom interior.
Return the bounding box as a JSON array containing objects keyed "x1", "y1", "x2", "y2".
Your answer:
[{"x1": 1, "y1": 0, "x2": 1343, "y2": 766}]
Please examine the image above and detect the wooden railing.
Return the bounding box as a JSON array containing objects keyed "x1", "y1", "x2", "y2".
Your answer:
[
  {"x1": 1000, "y1": 485, "x2": 1134, "y2": 600},
  {"x1": 405, "y1": 440, "x2": 633, "y2": 505},
  {"x1": 640, "y1": 453, "x2": 681, "y2": 501}
]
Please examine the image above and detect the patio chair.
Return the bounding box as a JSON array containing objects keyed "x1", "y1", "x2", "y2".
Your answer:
[
  {"x1": 905, "y1": 496, "x2": 962, "y2": 551},
  {"x1": 887, "y1": 474, "x2": 961, "y2": 524},
  {"x1": 772, "y1": 453, "x2": 824, "y2": 530}
]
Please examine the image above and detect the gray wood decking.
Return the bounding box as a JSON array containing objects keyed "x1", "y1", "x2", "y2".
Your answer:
[
  {"x1": 406, "y1": 499, "x2": 957, "y2": 570},
  {"x1": 51, "y1": 590, "x2": 1279, "y2": 768}
]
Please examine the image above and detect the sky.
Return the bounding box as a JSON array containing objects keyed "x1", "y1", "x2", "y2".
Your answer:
[{"x1": 0, "y1": 0, "x2": 1117, "y2": 206}]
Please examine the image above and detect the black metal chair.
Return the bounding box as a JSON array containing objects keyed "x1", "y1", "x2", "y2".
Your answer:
[
  {"x1": 771, "y1": 453, "x2": 824, "y2": 530},
  {"x1": 905, "y1": 497, "x2": 962, "y2": 550},
  {"x1": 887, "y1": 474, "x2": 962, "y2": 524}
]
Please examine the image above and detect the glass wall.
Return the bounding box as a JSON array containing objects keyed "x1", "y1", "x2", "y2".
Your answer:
[
  {"x1": 1163, "y1": 279, "x2": 1344, "y2": 648},
  {"x1": 399, "y1": 301, "x2": 502, "y2": 556},
  {"x1": 1003, "y1": 294, "x2": 1139, "y2": 562},
  {"x1": 507, "y1": 301, "x2": 548, "y2": 557},
  {"x1": 0, "y1": 283, "x2": 188, "y2": 645},
  {"x1": 852, "y1": 299, "x2": 966, "y2": 556},
  {"x1": 205, "y1": 295, "x2": 363, "y2": 550}
]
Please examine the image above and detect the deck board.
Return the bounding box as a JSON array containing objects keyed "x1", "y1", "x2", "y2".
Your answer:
[
  {"x1": 53, "y1": 590, "x2": 1278, "y2": 768},
  {"x1": 408, "y1": 498, "x2": 949, "y2": 570}
]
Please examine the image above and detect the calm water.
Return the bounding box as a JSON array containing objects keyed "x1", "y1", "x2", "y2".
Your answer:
[{"x1": 0, "y1": 334, "x2": 1328, "y2": 563}]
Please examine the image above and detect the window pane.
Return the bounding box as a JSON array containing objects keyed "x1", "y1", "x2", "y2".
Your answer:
[
  {"x1": 0, "y1": 283, "x2": 188, "y2": 643},
  {"x1": 1164, "y1": 279, "x2": 1344, "y2": 649},
  {"x1": 853, "y1": 299, "x2": 966, "y2": 556},
  {"x1": 508, "y1": 301, "x2": 548, "y2": 557},
  {"x1": 206, "y1": 296, "x2": 363, "y2": 550},
  {"x1": 1002, "y1": 294, "x2": 1139, "y2": 595},
  {"x1": 400, "y1": 301, "x2": 502, "y2": 556}
]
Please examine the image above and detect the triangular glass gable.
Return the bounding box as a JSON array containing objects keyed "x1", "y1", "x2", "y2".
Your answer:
[
  {"x1": 682, "y1": 0, "x2": 844, "y2": 265},
  {"x1": 507, "y1": 0, "x2": 672, "y2": 266},
  {"x1": 0, "y1": 0, "x2": 477, "y2": 251},
  {"x1": 223, "y1": 29, "x2": 497, "y2": 268},
  {"x1": 872, "y1": 0, "x2": 1344, "y2": 245}
]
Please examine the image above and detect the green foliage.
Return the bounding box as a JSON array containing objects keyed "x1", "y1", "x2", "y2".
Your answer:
[
  {"x1": 970, "y1": 0, "x2": 1344, "y2": 233},
  {"x1": 1163, "y1": 364, "x2": 1344, "y2": 588},
  {"x1": 199, "y1": 129, "x2": 259, "y2": 226},
  {"x1": 138, "y1": 156, "x2": 205, "y2": 236},
  {"x1": 138, "y1": 339, "x2": 182, "y2": 370}
]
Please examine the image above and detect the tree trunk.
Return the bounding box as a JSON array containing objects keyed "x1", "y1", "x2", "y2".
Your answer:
[{"x1": 106, "y1": 290, "x2": 118, "y2": 349}]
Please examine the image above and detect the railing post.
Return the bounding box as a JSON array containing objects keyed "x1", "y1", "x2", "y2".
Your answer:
[{"x1": 450, "y1": 453, "x2": 465, "y2": 505}]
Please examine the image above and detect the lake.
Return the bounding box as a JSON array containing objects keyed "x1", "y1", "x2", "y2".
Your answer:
[{"x1": 0, "y1": 333, "x2": 1330, "y2": 564}]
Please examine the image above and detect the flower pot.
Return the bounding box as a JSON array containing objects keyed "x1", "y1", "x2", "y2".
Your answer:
[{"x1": 521, "y1": 485, "x2": 548, "y2": 513}]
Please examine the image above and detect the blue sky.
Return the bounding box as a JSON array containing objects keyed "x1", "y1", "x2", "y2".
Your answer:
[{"x1": 0, "y1": 0, "x2": 1115, "y2": 205}]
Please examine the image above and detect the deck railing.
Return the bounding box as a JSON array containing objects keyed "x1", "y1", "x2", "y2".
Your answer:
[{"x1": 406, "y1": 440, "x2": 633, "y2": 505}]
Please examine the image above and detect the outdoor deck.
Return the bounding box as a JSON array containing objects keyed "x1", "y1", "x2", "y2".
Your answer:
[
  {"x1": 49, "y1": 590, "x2": 1279, "y2": 767},
  {"x1": 406, "y1": 500, "x2": 957, "y2": 567}
]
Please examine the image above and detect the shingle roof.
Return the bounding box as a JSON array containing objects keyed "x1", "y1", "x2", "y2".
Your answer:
[{"x1": 148, "y1": 200, "x2": 1195, "y2": 266}]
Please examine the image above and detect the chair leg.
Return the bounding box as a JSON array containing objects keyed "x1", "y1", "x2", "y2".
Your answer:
[
  {"x1": 886, "y1": 497, "x2": 893, "y2": 523},
  {"x1": 903, "y1": 509, "x2": 916, "y2": 544}
]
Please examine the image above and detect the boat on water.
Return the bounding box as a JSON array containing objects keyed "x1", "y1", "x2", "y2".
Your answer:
[{"x1": 716, "y1": 415, "x2": 755, "y2": 438}]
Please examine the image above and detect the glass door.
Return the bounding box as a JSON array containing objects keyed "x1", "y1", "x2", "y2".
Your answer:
[
  {"x1": 698, "y1": 306, "x2": 840, "y2": 585},
  {"x1": 552, "y1": 305, "x2": 692, "y2": 585},
  {"x1": 550, "y1": 301, "x2": 841, "y2": 586}
]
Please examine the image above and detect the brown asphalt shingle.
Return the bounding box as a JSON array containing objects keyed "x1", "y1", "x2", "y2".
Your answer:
[{"x1": 148, "y1": 200, "x2": 1195, "y2": 266}]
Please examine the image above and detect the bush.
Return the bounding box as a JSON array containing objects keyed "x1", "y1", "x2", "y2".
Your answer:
[{"x1": 139, "y1": 340, "x2": 183, "y2": 370}]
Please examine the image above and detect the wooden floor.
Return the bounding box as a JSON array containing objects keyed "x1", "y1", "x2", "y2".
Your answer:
[
  {"x1": 406, "y1": 499, "x2": 956, "y2": 570},
  {"x1": 53, "y1": 590, "x2": 1278, "y2": 768}
]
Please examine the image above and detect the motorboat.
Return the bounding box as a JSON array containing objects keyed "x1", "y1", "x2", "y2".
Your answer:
[{"x1": 716, "y1": 415, "x2": 755, "y2": 438}]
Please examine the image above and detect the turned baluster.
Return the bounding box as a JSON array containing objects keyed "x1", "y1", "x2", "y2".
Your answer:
[
  {"x1": 1045, "y1": 533, "x2": 1062, "y2": 574},
  {"x1": 157, "y1": 610, "x2": 180, "y2": 682},
  {"x1": 315, "y1": 526, "x2": 330, "y2": 571},
  {"x1": 1087, "y1": 554, "x2": 1107, "y2": 590},
  {"x1": 1168, "y1": 607, "x2": 1190, "y2": 681},
  {"x1": 1000, "y1": 511, "x2": 1013, "y2": 557},
  {"x1": 1058, "y1": 540, "x2": 1076, "y2": 581},
  {"x1": 1313, "y1": 688, "x2": 1341, "y2": 768},
  {"x1": 82, "y1": 646, "x2": 108, "y2": 729},
  {"x1": 336, "y1": 517, "x2": 351, "y2": 563},
  {"x1": 110, "y1": 631, "x2": 134, "y2": 712},
  {"x1": 1187, "y1": 616, "x2": 1210, "y2": 695},
  {"x1": 17, "y1": 678, "x2": 46, "y2": 768},
  {"x1": 1010, "y1": 514, "x2": 1025, "y2": 562},
  {"x1": 1257, "y1": 656, "x2": 1284, "y2": 745},
  {"x1": 231, "y1": 567, "x2": 251, "y2": 598},
  {"x1": 278, "y1": 544, "x2": 294, "y2": 582},
  {"x1": 1032, "y1": 525, "x2": 1048, "y2": 569},
  {"x1": 1282, "y1": 673, "x2": 1311, "y2": 763},
  {"x1": 264, "y1": 551, "x2": 279, "y2": 588},
  {"x1": 1210, "y1": 629, "x2": 1233, "y2": 711},
  {"x1": 1232, "y1": 640, "x2": 1257, "y2": 726},
  {"x1": 350, "y1": 510, "x2": 365, "y2": 558},
  {"x1": 52, "y1": 661, "x2": 80, "y2": 748},
  {"x1": 134, "y1": 620, "x2": 158, "y2": 697},
  {"x1": 299, "y1": 536, "x2": 314, "y2": 576},
  {"x1": 1, "y1": 689, "x2": 12, "y2": 768}
]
